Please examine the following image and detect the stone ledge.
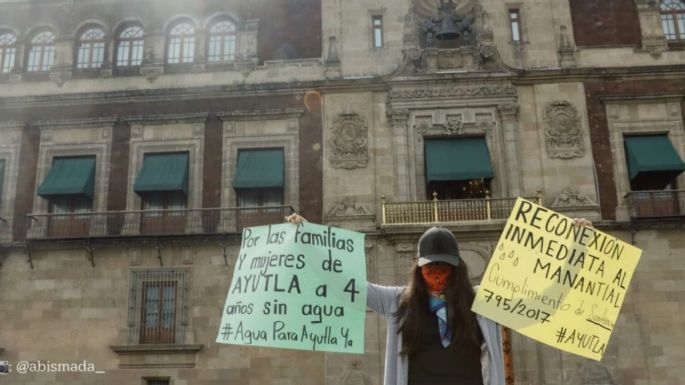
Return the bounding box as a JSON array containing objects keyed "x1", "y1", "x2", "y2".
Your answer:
[{"x1": 110, "y1": 344, "x2": 203, "y2": 369}]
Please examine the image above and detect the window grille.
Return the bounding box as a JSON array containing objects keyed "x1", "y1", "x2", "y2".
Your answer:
[
  {"x1": 0, "y1": 32, "x2": 16, "y2": 73},
  {"x1": 27, "y1": 31, "x2": 55, "y2": 72},
  {"x1": 208, "y1": 20, "x2": 237, "y2": 62},
  {"x1": 116, "y1": 25, "x2": 144, "y2": 67},
  {"x1": 76, "y1": 28, "x2": 106, "y2": 69},
  {"x1": 128, "y1": 269, "x2": 189, "y2": 344}
]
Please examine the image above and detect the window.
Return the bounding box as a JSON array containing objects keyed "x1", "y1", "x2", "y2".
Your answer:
[
  {"x1": 37, "y1": 156, "x2": 96, "y2": 211},
  {"x1": 141, "y1": 191, "x2": 187, "y2": 216},
  {"x1": 427, "y1": 179, "x2": 490, "y2": 200},
  {"x1": 146, "y1": 379, "x2": 171, "y2": 385},
  {"x1": 50, "y1": 195, "x2": 91, "y2": 214},
  {"x1": 233, "y1": 148, "x2": 284, "y2": 207},
  {"x1": 129, "y1": 269, "x2": 187, "y2": 344},
  {"x1": 208, "y1": 19, "x2": 237, "y2": 62},
  {"x1": 134, "y1": 152, "x2": 189, "y2": 234},
  {"x1": 624, "y1": 134, "x2": 685, "y2": 218},
  {"x1": 509, "y1": 9, "x2": 522, "y2": 43},
  {"x1": 76, "y1": 27, "x2": 106, "y2": 69},
  {"x1": 26, "y1": 30, "x2": 55, "y2": 72},
  {"x1": 134, "y1": 152, "x2": 189, "y2": 211},
  {"x1": 661, "y1": 0, "x2": 685, "y2": 41},
  {"x1": 0, "y1": 32, "x2": 17, "y2": 73},
  {"x1": 116, "y1": 25, "x2": 144, "y2": 67},
  {"x1": 424, "y1": 138, "x2": 494, "y2": 200},
  {"x1": 36, "y1": 156, "x2": 95, "y2": 237},
  {"x1": 167, "y1": 22, "x2": 195, "y2": 64},
  {"x1": 624, "y1": 134, "x2": 685, "y2": 191},
  {"x1": 237, "y1": 188, "x2": 283, "y2": 207},
  {"x1": 372, "y1": 15, "x2": 383, "y2": 48}
]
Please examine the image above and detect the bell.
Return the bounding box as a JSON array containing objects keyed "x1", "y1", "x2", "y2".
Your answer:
[{"x1": 435, "y1": 17, "x2": 459, "y2": 40}]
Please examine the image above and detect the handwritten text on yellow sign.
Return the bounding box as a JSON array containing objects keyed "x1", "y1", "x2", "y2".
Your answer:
[{"x1": 472, "y1": 198, "x2": 641, "y2": 361}]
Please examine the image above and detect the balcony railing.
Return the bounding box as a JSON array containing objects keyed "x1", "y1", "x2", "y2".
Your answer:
[
  {"x1": 381, "y1": 193, "x2": 543, "y2": 226},
  {"x1": 25, "y1": 206, "x2": 294, "y2": 240},
  {"x1": 625, "y1": 190, "x2": 685, "y2": 219}
]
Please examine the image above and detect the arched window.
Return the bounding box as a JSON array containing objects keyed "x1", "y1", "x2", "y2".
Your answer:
[
  {"x1": 167, "y1": 22, "x2": 195, "y2": 64},
  {"x1": 0, "y1": 32, "x2": 17, "y2": 73},
  {"x1": 661, "y1": 0, "x2": 685, "y2": 41},
  {"x1": 116, "y1": 25, "x2": 144, "y2": 67},
  {"x1": 76, "y1": 27, "x2": 106, "y2": 69},
  {"x1": 27, "y1": 30, "x2": 55, "y2": 72},
  {"x1": 208, "y1": 19, "x2": 237, "y2": 62}
]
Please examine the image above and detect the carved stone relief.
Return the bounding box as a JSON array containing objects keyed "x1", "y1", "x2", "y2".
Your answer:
[
  {"x1": 236, "y1": 60, "x2": 257, "y2": 78},
  {"x1": 395, "y1": 0, "x2": 509, "y2": 74},
  {"x1": 543, "y1": 101, "x2": 585, "y2": 159},
  {"x1": 552, "y1": 187, "x2": 598, "y2": 208},
  {"x1": 415, "y1": 111, "x2": 495, "y2": 138},
  {"x1": 445, "y1": 114, "x2": 464, "y2": 134},
  {"x1": 49, "y1": 67, "x2": 72, "y2": 87},
  {"x1": 327, "y1": 198, "x2": 373, "y2": 218},
  {"x1": 389, "y1": 85, "x2": 517, "y2": 101},
  {"x1": 329, "y1": 114, "x2": 368, "y2": 169},
  {"x1": 140, "y1": 66, "x2": 163, "y2": 82}
]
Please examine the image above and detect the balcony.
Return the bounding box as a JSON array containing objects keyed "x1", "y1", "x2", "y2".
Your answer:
[
  {"x1": 625, "y1": 190, "x2": 685, "y2": 219},
  {"x1": 380, "y1": 193, "x2": 543, "y2": 226},
  {"x1": 25, "y1": 206, "x2": 294, "y2": 240}
]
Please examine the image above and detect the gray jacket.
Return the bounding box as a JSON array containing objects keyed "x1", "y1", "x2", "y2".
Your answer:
[{"x1": 367, "y1": 283, "x2": 505, "y2": 385}]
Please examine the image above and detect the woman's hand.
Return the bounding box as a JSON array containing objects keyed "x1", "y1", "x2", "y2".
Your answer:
[
  {"x1": 285, "y1": 213, "x2": 306, "y2": 224},
  {"x1": 573, "y1": 218, "x2": 593, "y2": 228}
]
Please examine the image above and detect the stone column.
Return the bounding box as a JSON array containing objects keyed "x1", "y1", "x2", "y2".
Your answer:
[
  {"x1": 236, "y1": 19, "x2": 259, "y2": 76},
  {"x1": 10, "y1": 42, "x2": 24, "y2": 82},
  {"x1": 498, "y1": 103, "x2": 523, "y2": 198},
  {"x1": 635, "y1": 0, "x2": 668, "y2": 58},
  {"x1": 139, "y1": 31, "x2": 165, "y2": 81},
  {"x1": 49, "y1": 36, "x2": 73, "y2": 86},
  {"x1": 192, "y1": 27, "x2": 206, "y2": 72},
  {"x1": 240, "y1": 19, "x2": 259, "y2": 60},
  {"x1": 387, "y1": 108, "x2": 411, "y2": 201}
]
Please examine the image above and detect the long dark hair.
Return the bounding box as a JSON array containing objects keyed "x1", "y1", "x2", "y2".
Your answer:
[{"x1": 394, "y1": 260, "x2": 482, "y2": 355}]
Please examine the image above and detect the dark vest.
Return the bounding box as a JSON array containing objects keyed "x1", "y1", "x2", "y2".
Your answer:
[{"x1": 408, "y1": 315, "x2": 484, "y2": 385}]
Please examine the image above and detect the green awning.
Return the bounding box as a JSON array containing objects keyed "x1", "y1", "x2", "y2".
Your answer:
[
  {"x1": 233, "y1": 149, "x2": 284, "y2": 188},
  {"x1": 134, "y1": 152, "x2": 189, "y2": 194},
  {"x1": 624, "y1": 135, "x2": 685, "y2": 180},
  {"x1": 37, "y1": 156, "x2": 95, "y2": 199},
  {"x1": 425, "y1": 138, "x2": 494, "y2": 183}
]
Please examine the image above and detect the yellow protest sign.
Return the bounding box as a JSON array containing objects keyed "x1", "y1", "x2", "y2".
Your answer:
[{"x1": 471, "y1": 198, "x2": 641, "y2": 361}]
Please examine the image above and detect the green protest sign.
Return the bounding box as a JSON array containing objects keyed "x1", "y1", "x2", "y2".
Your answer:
[{"x1": 216, "y1": 222, "x2": 367, "y2": 353}]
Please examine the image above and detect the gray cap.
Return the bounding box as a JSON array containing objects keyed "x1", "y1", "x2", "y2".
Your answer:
[{"x1": 417, "y1": 227, "x2": 461, "y2": 267}]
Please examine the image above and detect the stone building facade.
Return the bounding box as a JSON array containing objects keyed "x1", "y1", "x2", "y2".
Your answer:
[{"x1": 0, "y1": 0, "x2": 684, "y2": 384}]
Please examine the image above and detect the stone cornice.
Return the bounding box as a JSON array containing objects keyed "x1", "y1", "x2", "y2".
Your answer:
[
  {"x1": 2, "y1": 64, "x2": 685, "y2": 111},
  {"x1": 216, "y1": 107, "x2": 306, "y2": 120},
  {"x1": 512, "y1": 64, "x2": 685, "y2": 85},
  {"x1": 31, "y1": 116, "x2": 120, "y2": 128}
]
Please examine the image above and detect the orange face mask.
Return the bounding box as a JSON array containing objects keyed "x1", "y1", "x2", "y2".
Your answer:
[{"x1": 420, "y1": 263, "x2": 454, "y2": 294}]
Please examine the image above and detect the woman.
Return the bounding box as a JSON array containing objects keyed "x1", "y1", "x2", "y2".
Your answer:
[
  {"x1": 367, "y1": 226, "x2": 502, "y2": 385},
  {"x1": 286, "y1": 214, "x2": 591, "y2": 385}
]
